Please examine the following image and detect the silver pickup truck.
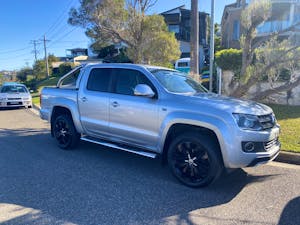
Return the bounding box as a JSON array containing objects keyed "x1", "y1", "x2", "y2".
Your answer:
[{"x1": 40, "y1": 63, "x2": 281, "y2": 187}]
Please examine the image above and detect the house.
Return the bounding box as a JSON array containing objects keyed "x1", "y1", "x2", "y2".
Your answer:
[
  {"x1": 66, "y1": 48, "x2": 88, "y2": 57},
  {"x1": 161, "y1": 5, "x2": 209, "y2": 68},
  {"x1": 221, "y1": 0, "x2": 300, "y2": 49}
]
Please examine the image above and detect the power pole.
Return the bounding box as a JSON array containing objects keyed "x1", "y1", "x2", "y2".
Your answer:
[
  {"x1": 209, "y1": 0, "x2": 215, "y2": 92},
  {"x1": 190, "y1": 0, "x2": 199, "y2": 76},
  {"x1": 30, "y1": 40, "x2": 39, "y2": 62},
  {"x1": 43, "y1": 35, "x2": 50, "y2": 79}
]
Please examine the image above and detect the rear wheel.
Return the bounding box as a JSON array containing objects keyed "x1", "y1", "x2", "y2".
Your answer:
[
  {"x1": 167, "y1": 133, "x2": 223, "y2": 187},
  {"x1": 53, "y1": 114, "x2": 80, "y2": 150}
]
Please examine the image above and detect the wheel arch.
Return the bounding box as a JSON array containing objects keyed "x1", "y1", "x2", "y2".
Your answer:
[
  {"x1": 50, "y1": 106, "x2": 81, "y2": 136},
  {"x1": 161, "y1": 123, "x2": 224, "y2": 165}
]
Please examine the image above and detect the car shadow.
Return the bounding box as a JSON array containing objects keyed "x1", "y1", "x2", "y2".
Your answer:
[
  {"x1": 278, "y1": 196, "x2": 300, "y2": 225},
  {"x1": 0, "y1": 128, "x2": 281, "y2": 225}
]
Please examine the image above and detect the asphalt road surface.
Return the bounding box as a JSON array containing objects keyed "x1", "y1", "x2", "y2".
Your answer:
[{"x1": 0, "y1": 108, "x2": 299, "y2": 225}]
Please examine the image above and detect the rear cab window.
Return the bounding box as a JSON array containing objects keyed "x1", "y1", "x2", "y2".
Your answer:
[{"x1": 86, "y1": 68, "x2": 112, "y2": 92}]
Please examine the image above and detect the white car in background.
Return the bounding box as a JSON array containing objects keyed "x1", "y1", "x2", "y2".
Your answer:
[{"x1": 0, "y1": 82, "x2": 32, "y2": 108}]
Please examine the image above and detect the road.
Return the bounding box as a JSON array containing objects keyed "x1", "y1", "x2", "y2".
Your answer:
[{"x1": 0, "y1": 108, "x2": 299, "y2": 225}]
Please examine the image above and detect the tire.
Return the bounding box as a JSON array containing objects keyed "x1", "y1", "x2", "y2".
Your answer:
[
  {"x1": 52, "y1": 114, "x2": 80, "y2": 150},
  {"x1": 167, "y1": 133, "x2": 223, "y2": 187}
]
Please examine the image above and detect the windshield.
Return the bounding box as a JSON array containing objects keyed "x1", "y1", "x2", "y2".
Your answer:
[
  {"x1": 150, "y1": 69, "x2": 208, "y2": 94},
  {"x1": 1, "y1": 85, "x2": 28, "y2": 93}
]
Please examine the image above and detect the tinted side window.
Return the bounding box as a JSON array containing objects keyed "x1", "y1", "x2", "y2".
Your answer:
[
  {"x1": 114, "y1": 69, "x2": 154, "y2": 96},
  {"x1": 87, "y1": 68, "x2": 112, "y2": 92}
]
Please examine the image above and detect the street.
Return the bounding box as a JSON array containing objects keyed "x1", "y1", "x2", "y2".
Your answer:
[{"x1": 0, "y1": 108, "x2": 299, "y2": 225}]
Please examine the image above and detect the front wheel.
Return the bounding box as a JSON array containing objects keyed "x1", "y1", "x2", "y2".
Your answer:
[
  {"x1": 53, "y1": 114, "x2": 80, "y2": 150},
  {"x1": 167, "y1": 133, "x2": 223, "y2": 187}
]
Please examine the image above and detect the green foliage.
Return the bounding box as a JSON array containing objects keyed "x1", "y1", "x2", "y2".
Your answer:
[
  {"x1": 68, "y1": 0, "x2": 180, "y2": 65},
  {"x1": 97, "y1": 45, "x2": 118, "y2": 58},
  {"x1": 33, "y1": 60, "x2": 47, "y2": 80},
  {"x1": 16, "y1": 67, "x2": 33, "y2": 82},
  {"x1": 24, "y1": 79, "x2": 38, "y2": 92},
  {"x1": 48, "y1": 54, "x2": 59, "y2": 64},
  {"x1": 215, "y1": 49, "x2": 242, "y2": 73},
  {"x1": 103, "y1": 49, "x2": 132, "y2": 63},
  {"x1": 241, "y1": 0, "x2": 271, "y2": 31},
  {"x1": 58, "y1": 63, "x2": 75, "y2": 76}
]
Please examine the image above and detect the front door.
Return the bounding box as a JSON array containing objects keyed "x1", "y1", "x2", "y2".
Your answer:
[{"x1": 109, "y1": 68, "x2": 159, "y2": 151}]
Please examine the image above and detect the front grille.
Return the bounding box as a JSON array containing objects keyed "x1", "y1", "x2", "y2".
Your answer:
[
  {"x1": 258, "y1": 114, "x2": 276, "y2": 130},
  {"x1": 7, "y1": 98, "x2": 21, "y2": 100},
  {"x1": 264, "y1": 138, "x2": 279, "y2": 151}
]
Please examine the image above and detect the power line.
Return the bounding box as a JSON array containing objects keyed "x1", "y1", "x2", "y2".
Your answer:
[
  {"x1": 48, "y1": 27, "x2": 78, "y2": 48},
  {"x1": 45, "y1": 0, "x2": 76, "y2": 38},
  {"x1": 0, "y1": 52, "x2": 31, "y2": 61},
  {"x1": 0, "y1": 46, "x2": 31, "y2": 55}
]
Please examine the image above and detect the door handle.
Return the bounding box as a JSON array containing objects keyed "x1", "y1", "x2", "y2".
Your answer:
[
  {"x1": 81, "y1": 97, "x2": 87, "y2": 102},
  {"x1": 112, "y1": 101, "x2": 119, "y2": 107}
]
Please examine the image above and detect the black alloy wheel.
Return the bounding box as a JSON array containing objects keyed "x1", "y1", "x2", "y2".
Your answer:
[
  {"x1": 53, "y1": 114, "x2": 80, "y2": 150},
  {"x1": 168, "y1": 133, "x2": 223, "y2": 187}
]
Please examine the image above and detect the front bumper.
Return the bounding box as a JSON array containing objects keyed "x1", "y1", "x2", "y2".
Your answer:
[
  {"x1": 0, "y1": 100, "x2": 32, "y2": 108},
  {"x1": 224, "y1": 125, "x2": 281, "y2": 168}
]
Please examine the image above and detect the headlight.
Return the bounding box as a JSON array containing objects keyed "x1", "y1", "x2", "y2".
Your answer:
[{"x1": 233, "y1": 113, "x2": 262, "y2": 131}]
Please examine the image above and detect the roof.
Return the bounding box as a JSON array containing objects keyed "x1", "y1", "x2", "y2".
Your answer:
[
  {"x1": 160, "y1": 5, "x2": 209, "y2": 16},
  {"x1": 160, "y1": 5, "x2": 186, "y2": 14},
  {"x1": 2, "y1": 82, "x2": 24, "y2": 86}
]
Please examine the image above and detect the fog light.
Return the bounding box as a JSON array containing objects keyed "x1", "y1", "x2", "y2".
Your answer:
[{"x1": 244, "y1": 142, "x2": 255, "y2": 152}]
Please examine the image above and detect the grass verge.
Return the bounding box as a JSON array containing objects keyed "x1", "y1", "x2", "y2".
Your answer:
[{"x1": 269, "y1": 104, "x2": 300, "y2": 153}]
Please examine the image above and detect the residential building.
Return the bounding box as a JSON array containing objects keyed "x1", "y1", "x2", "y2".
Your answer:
[
  {"x1": 221, "y1": 0, "x2": 300, "y2": 49},
  {"x1": 66, "y1": 48, "x2": 88, "y2": 58},
  {"x1": 161, "y1": 5, "x2": 209, "y2": 67}
]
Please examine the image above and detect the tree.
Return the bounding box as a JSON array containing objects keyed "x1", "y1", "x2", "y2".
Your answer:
[
  {"x1": 68, "y1": 0, "x2": 180, "y2": 66},
  {"x1": 17, "y1": 67, "x2": 33, "y2": 82},
  {"x1": 58, "y1": 62, "x2": 74, "y2": 76},
  {"x1": 229, "y1": 0, "x2": 300, "y2": 100},
  {"x1": 33, "y1": 60, "x2": 47, "y2": 80},
  {"x1": 32, "y1": 54, "x2": 59, "y2": 80}
]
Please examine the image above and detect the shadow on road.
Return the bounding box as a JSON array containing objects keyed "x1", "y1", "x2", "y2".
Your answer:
[
  {"x1": 0, "y1": 128, "x2": 281, "y2": 225},
  {"x1": 278, "y1": 196, "x2": 300, "y2": 225}
]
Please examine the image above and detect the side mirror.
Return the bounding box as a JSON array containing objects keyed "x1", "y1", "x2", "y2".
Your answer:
[{"x1": 134, "y1": 84, "x2": 155, "y2": 98}]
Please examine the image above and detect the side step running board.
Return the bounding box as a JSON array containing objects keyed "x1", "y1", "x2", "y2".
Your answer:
[{"x1": 80, "y1": 136, "x2": 157, "y2": 159}]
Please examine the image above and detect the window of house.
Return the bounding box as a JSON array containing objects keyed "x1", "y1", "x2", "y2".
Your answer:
[
  {"x1": 87, "y1": 68, "x2": 112, "y2": 92},
  {"x1": 232, "y1": 20, "x2": 240, "y2": 40},
  {"x1": 168, "y1": 25, "x2": 180, "y2": 34}
]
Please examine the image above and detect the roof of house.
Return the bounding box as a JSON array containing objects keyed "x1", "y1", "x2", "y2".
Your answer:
[{"x1": 160, "y1": 5, "x2": 209, "y2": 16}]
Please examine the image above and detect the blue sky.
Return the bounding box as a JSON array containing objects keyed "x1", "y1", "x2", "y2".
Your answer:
[{"x1": 0, "y1": 0, "x2": 233, "y2": 71}]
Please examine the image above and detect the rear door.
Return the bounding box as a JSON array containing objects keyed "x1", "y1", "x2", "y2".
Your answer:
[
  {"x1": 109, "y1": 68, "x2": 160, "y2": 150},
  {"x1": 78, "y1": 67, "x2": 112, "y2": 137}
]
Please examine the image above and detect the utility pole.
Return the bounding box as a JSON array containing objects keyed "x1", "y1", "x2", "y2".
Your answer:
[
  {"x1": 209, "y1": 0, "x2": 215, "y2": 92},
  {"x1": 30, "y1": 40, "x2": 39, "y2": 62},
  {"x1": 43, "y1": 35, "x2": 50, "y2": 79},
  {"x1": 190, "y1": 0, "x2": 199, "y2": 76}
]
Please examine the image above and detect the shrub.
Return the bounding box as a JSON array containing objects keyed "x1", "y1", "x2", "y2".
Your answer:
[{"x1": 215, "y1": 48, "x2": 242, "y2": 73}]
